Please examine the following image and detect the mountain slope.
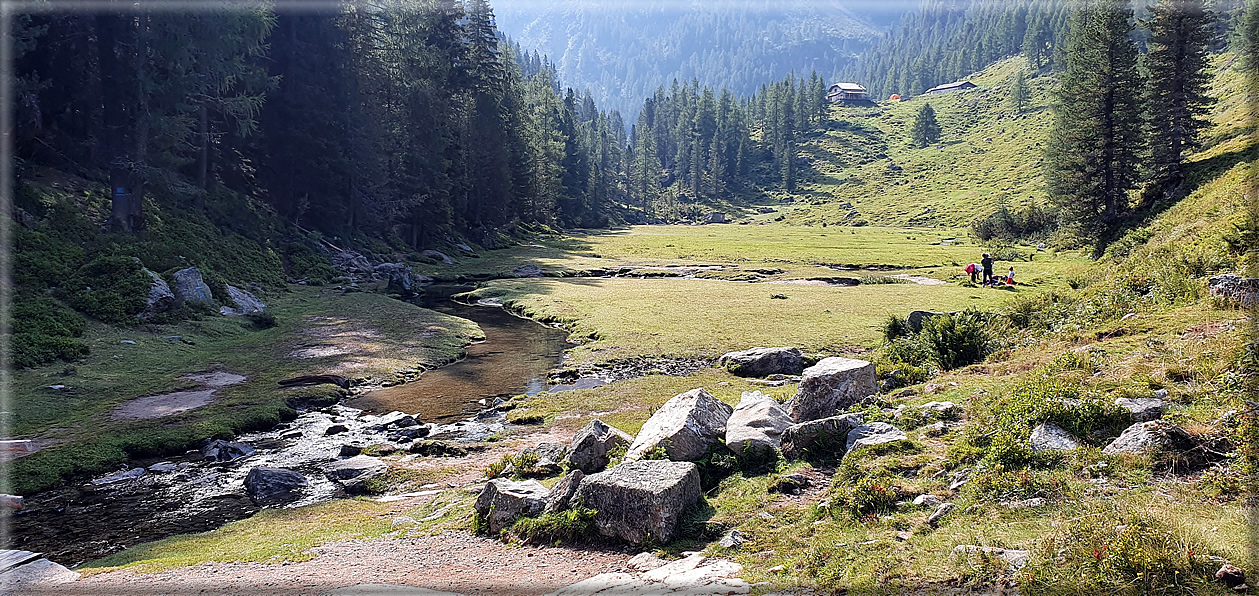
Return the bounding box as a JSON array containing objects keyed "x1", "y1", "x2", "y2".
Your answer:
[{"x1": 495, "y1": 0, "x2": 900, "y2": 116}]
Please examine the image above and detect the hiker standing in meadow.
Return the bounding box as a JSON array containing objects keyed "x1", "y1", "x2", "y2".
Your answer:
[{"x1": 981, "y1": 253, "x2": 994, "y2": 285}]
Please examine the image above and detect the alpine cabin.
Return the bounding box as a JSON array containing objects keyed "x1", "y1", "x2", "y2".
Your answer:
[
  {"x1": 827, "y1": 83, "x2": 868, "y2": 103},
  {"x1": 924, "y1": 80, "x2": 978, "y2": 95}
]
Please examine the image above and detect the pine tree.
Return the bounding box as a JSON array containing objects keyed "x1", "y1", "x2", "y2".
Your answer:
[
  {"x1": 1236, "y1": 0, "x2": 1259, "y2": 73},
  {"x1": 1009, "y1": 69, "x2": 1030, "y2": 112},
  {"x1": 909, "y1": 103, "x2": 942, "y2": 148},
  {"x1": 1144, "y1": 0, "x2": 1215, "y2": 200},
  {"x1": 1045, "y1": 0, "x2": 1145, "y2": 245}
]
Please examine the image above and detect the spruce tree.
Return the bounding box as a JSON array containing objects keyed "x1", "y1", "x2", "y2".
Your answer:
[
  {"x1": 1045, "y1": 0, "x2": 1145, "y2": 246},
  {"x1": 909, "y1": 103, "x2": 942, "y2": 148},
  {"x1": 1144, "y1": 0, "x2": 1215, "y2": 200},
  {"x1": 1236, "y1": 0, "x2": 1259, "y2": 73},
  {"x1": 1009, "y1": 69, "x2": 1030, "y2": 112}
]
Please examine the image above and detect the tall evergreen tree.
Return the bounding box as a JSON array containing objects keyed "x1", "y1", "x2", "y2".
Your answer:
[
  {"x1": 1009, "y1": 69, "x2": 1031, "y2": 112},
  {"x1": 1144, "y1": 0, "x2": 1216, "y2": 200},
  {"x1": 1235, "y1": 0, "x2": 1259, "y2": 72},
  {"x1": 1045, "y1": 0, "x2": 1145, "y2": 245},
  {"x1": 909, "y1": 103, "x2": 942, "y2": 147}
]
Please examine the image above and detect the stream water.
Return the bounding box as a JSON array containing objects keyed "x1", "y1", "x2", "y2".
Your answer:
[{"x1": 7, "y1": 287, "x2": 599, "y2": 568}]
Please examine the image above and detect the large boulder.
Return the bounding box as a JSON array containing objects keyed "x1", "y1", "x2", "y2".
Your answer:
[
  {"x1": 786, "y1": 357, "x2": 877, "y2": 422},
  {"x1": 421, "y1": 250, "x2": 455, "y2": 265},
  {"x1": 780, "y1": 412, "x2": 865, "y2": 460},
  {"x1": 172, "y1": 267, "x2": 214, "y2": 306},
  {"x1": 624, "y1": 389, "x2": 734, "y2": 462},
  {"x1": 565, "y1": 419, "x2": 634, "y2": 474},
  {"x1": 1030, "y1": 423, "x2": 1083, "y2": 453},
  {"x1": 323, "y1": 455, "x2": 387, "y2": 481},
  {"x1": 520, "y1": 442, "x2": 568, "y2": 476},
  {"x1": 907, "y1": 310, "x2": 945, "y2": 332},
  {"x1": 575, "y1": 460, "x2": 702, "y2": 544},
  {"x1": 220, "y1": 284, "x2": 266, "y2": 316},
  {"x1": 543, "y1": 469, "x2": 584, "y2": 514},
  {"x1": 139, "y1": 268, "x2": 174, "y2": 320},
  {"x1": 1115, "y1": 397, "x2": 1165, "y2": 422},
  {"x1": 1102, "y1": 421, "x2": 1195, "y2": 455},
  {"x1": 474, "y1": 478, "x2": 549, "y2": 534},
  {"x1": 845, "y1": 422, "x2": 908, "y2": 452},
  {"x1": 244, "y1": 467, "x2": 307, "y2": 505},
  {"x1": 724, "y1": 391, "x2": 793, "y2": 457},
  {"x1": 1208, "y1": 273, "x2": 1259, "y2": 308},
  {"x1": 717, "y1": 347, "x2": 804, "y2": 377},
  {"x1": 375, "y1": 263, "x2": 420, "y2": 295}
]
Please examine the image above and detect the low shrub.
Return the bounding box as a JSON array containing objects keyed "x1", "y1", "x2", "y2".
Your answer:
[
  {"x1": 919, "y1": 310, "x2": 994, "y2": 370},
  {"x1": 881, "y1": 315, "x2": 912, "y2": 342},
  {"x1": 507, "y1": 507, "x2": 598, "y2": 544},
  {"x1": 833, "y1": 472, "x2": 899, "y2": 517},
  {"x1": 1020, "y1": 503, "x2": 1225, "y2": 594},
  {"x1": 60, "y1": 255, "x2": 150, "y2": 324},
  {"x1": 966, "y1": 467, "x2": 1070, "y2": 502},
  {"x1": 246, "y1": 310, "x2": 278, "y2": 329},
  {"x1": 12, "y1": 297, "x2": 89, "y2": 368}
]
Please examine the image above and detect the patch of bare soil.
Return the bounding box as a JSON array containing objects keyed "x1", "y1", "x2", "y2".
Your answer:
[
  {"x1": 891, "y1": 274, "x2": 950, "y2": 286},
  {"x1": 109, "y1": 371, "x2": 247, "y2": 421}
]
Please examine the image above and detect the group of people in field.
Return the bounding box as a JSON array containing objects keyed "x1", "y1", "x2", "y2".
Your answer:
[{"x1": 964, "y1": 253, "x2": 1014, "y2": 287}]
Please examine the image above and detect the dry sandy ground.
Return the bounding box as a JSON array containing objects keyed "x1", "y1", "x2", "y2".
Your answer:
[{"x1": 41, "y1": 532, "x2": 635, "y2": 595}]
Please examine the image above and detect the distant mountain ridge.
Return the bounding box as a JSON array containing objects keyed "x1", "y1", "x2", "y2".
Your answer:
[{"x1": 495, "y1": 0, "x2": 915, "y2": 116}]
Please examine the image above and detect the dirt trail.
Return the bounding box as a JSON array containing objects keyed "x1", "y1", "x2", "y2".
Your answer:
[{"x1": 110, "y1": 371, "x2": 246, "y2": 421}]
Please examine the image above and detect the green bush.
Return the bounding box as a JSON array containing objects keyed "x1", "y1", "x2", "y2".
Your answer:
[
  {"x1": 14, "y1": 228, "x2": 85, "y2": 289},
  {"x1": 285, "y1": 242, "x2": 338, "y2": 284},
  {"x1": 60, "y1": 256, "x2": 150, "y2": 324},
  {"x1": 12, "y1": 297, "x2": 89, "y2": 368},
  {"x1": 881, "y1": 314, "x2": 912, "y2": 342},
  {"x1": 919, "y1": 309, "x2": 993, "y2": 370},
  {"x1": 834, "y1": 472, "x2": 899, "y2": 517}
]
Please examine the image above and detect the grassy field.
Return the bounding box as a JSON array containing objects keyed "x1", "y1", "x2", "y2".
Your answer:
[
  {"x1": 9, "y1": 288, "x2": 482, "y2": 494},
  {"x1": 462, "y1": 277, "x2": 1010, "y2": 365}
]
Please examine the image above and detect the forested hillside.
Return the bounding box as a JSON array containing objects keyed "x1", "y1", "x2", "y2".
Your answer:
[{"x1": 494, "y1": 0, "x2": 899, "y2": 117}]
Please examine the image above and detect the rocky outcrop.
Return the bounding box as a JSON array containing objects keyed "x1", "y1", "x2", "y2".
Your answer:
[
  {"x1": 1102, "y1": 421, "x2": 1195, "y2": 455},
  {"x1": 512, "y1": 265, "x2": 545, "y2": 278},
  {"x1": 374, "y1": 263, "x2": 421, "y2": 295},
  {"x1": 779, "y1": 412, "x2": 865, "y2": 460},
  {"x1": 565, "y1": 419, "x2": 634, "y2": 474},
  {"x1": 521, "y1": 442, "x2": 568, "y2": 476},
  {"x1": 716, "y1": 347, "x2": 804, "y2": 377},
  {"x1": 575, "y1": 460, "x2": 702, "y2": 544},
  {"x1": 474, "y1": 479, "x2": 550, "y2": 534},
  {"x1": 845, "y1": 422, "x2": 908, "y2": 452},
  {"x1": 139, "y1": 268, "x2": 174, "y2": 320},
  {"x1": 1030, "y1": 423, "x2": 1083, "y2": 453},
  {"x1": 1115, "y1": 397, "x2": 1165, "y2": 422},
  {"x1": 1208, "y1": 273, "x2": 1259, "y2": 308},
  {"x1": 724, "y1": 391, "x2": 793, "y2": 458},
  {"x1": 244, "y1": 467, "x2": 308, "y2": 505},
  {"x1": 786, "y1": 357, "x2": 877, "y2": 422},
  {"x1": 219, "y1": 284, "x2": 266, "y2": 316},
  {"x1": 172, "y1": 267, "x2": 214, "y2": 307},
  {"x1": 549, "y1": 554, "x2": 747, "y2": 596},
  {"x1": 421, "y1": 250, "x2": 455, "y2": 265},
  {"x1": 543, "y1": 470, "x2": 585, "y2": 514},
  {"x1": 624, "y1": 389, "x2": 733, "y2": 462}
]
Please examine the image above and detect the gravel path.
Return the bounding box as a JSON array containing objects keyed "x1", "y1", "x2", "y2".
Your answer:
[{"x1": 36, "y1": 531, "x2": 634, "y2": 595}]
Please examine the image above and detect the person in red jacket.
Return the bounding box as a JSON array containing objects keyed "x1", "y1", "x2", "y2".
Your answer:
[{"x1": 964, "y1": 262, "x2": 981, "y2": 283}]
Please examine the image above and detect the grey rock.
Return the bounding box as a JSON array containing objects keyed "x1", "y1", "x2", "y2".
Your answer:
[
  {"x1": 724, "y1": 391, "x2": 793, "y2": 457},
  {"x1": 172, "y1": 267, "x2": 214, "y2": 306},
  {"x1": 923, "y1": 421, "x2": 948, "y2": 437},
  {"x1": 913, "y1": 494, "x2": 943, "y2": 508},
  {"x1": 907, "y1": 310, "x2": 945, "y2": 332},
  {"x1": 769, "y1": 473, "x2": 810, "y2": 494},
  {"x1": 1030, "y1": 423, "x2": 1083, "y2": 453},
  {"x1": 340, "y1": 444, "x2": 364, "y2": 457},
  {"x1": 780, "y1": 412, "x2": 865, "y2": 460},
  {"x1": 92, "y1": 467, "x2": 146, "y2": 485},
  {"x1": 919, "y1": 401, "x2": 960, "y2": 419},
  {"x1": 718, "y1": 529, "x2": 744, "y2": 549},
  {"x1": 147, "y1": 462, "x2": 182, "y2": 473},
  {"x1": 626, "y1": 552, "x2": 669, "y2": 572},
  {"x1": 953, "y1": 545, "x2": 1032, "y2": 570},
  {"x1": 1102, "y1": 421, "x2": 1196, "y2": 455},
  {"x1": 949, "y1": 468, "x2": 972, "y2": 491},
  {"x1": 1002, "y1": 497, "x2": 1046, "y2": 509},
  {"x1": 375, "y1": 263, "x2": 420, "y2": 295},
  {"x1": 474, "y1": 478, "x2": 549, "y2": 534},
  {"x1": 521, "y1": 442, "x2": 569, "y2": 476},
  {"x1": 1152, "y1": 388, "x2": 1170, "y2": 400},
  {"x1": 244, "y1": 467, "x2": 307, "y2": 505},
  {"x1": 139, "y1": 268, "x2": 174, "y2": 320},
  {"x1": 845, "y1": 422, "x2": 908, "y2": 453},
  {"x1": 566, "y1": 419, "x2": 634, "y2": 474},
  {"x1": 543, "y1": 470, "x2": 584, "y2": 514},
  {"x1": 391, "y1": 426, "x2": 430, "y2": 441},
  {"x1": 325, "y1": 424, "x2": 350, "y2": 436},
  {"x1": 575, "y1": 460, "x2": 702, "y2": 544},
  {"x1": 786, "y1": 357, "x2": 877, "y2": 422},
  {"x1": 1208, "y1": 273, "x2": 1259, "y2": 308},
  {"x1": 220, "y1": 284, "x2": 266, "y2": 315},
  {"x1": 927, "y1": 502, "x2": 955, "y2": 526},
  {"x1": 323, "y1": 455, "x2": 387, "y2": 481},
  {"x1": 1115, "y1": 397, "x2": 1165, "y2": 422},
  {"x1": 511, "y1": 264, "x2": 545, "y2": 278},
  {"x1": 201, "y1": 440, "x2": 255, "y2": 462},
  {"x1": 717, "y1": 347, "x2": 804, "y2": 377},
  {"x1": 624, "y1": 388, "x2": 733, "y2": 462},
  {"x1": 421, "y1": 250, "x2": 455, "y2": 265}
]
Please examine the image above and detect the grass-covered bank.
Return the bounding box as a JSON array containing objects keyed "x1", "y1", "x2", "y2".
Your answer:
[{"x1": 9, "y1": 287, "x2": 482, "y2": 495}]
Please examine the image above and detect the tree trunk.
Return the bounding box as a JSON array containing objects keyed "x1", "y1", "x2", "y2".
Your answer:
[
  {"x1": 129, "y1": 8, "x2": 148, "y2": 231},
  {"x1": 96, "y1": 11, "x2": 133, "y2": 232},
  {"x1": 196, "y1": 102, "x2": 209, "y2": 195}
]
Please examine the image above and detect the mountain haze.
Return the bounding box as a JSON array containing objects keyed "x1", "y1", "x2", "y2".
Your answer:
[{"x1": 495, "y1": 0, "x2": 914, "y2": 116}]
